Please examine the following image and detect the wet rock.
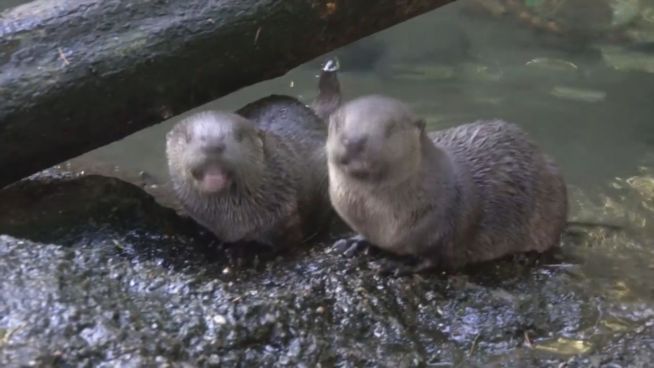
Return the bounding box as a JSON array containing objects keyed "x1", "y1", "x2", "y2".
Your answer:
[
  {"x1": 0, "y1": 173, "x2": 653, "y2": 366},
  {"x1": 0, "y1": 173, "x2": 197, "y2": 248}
]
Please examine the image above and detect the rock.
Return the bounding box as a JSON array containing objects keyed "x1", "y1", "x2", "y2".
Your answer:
[{"x1": 0, "y1": 173, "x2": 653, "y2": 366}]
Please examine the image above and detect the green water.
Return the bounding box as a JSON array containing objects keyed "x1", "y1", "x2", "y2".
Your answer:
[
  {"x1": 0, "y1": 0, "x2": 30, "y2": 11},
  {"x1": 79, "y1": 1, "x2": 654, "y2": 189}
]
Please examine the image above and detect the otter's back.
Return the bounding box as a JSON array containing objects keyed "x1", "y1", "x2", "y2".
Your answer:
[
  {"x1": 237, "y1": 95, "x2": 331, "y2": 238},
  {"x1": 428, "y1": 120, "x2": 566, "y2": 262},
  {"x1": 237, "y1": 95, "x2": 326, "y2": 150}
]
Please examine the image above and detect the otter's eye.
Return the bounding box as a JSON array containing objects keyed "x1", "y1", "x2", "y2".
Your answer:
[
  {"x1": 183, "y1": 129, "x2": 193, "y2": 143},
  {"x1": 384, "y1": 123, "x2": 395, "y2": 138},
  {"x1": 234, "y1": 129, "x2": 245, "y2": 142}
]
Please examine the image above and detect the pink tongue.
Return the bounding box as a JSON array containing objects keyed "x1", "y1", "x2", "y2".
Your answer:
[{"x1": 201, "y1": 167, "x2": 230, "y2": 192}]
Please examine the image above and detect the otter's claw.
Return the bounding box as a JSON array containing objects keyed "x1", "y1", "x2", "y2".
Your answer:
[
  {"x1": 332, "y1": 234, "x2": 369, "y2": 257},
  {"x1": 323, "y1": 57, "x2": 340, "y2": 72}
]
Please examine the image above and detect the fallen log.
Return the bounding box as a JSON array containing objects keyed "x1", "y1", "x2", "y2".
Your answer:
[{"x1": 0, "y1": 0, "x2": 454, "y2": 188}]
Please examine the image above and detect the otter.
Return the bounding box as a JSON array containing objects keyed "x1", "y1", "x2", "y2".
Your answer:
[
  {"x1": 327, "y1": 95, "x2": 568, "y2": 271},
  {"x1": 166, "y1": 59, "x2": 342, "y2": 248}
]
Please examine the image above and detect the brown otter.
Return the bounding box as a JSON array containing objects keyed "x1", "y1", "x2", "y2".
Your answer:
[
  {"x1": 165, "y1": 60, "x2": 342, "y2": 248},
  {"x1": 327, "y1": 95, "x2": 568, "y2": 271}
]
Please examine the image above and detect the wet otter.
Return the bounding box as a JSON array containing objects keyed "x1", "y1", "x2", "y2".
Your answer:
[
  {"x1": 166, "y1": 60, "x2": 341, "y2": 248},
  {"x1": 327, "y1": 95, "x2": 567, "y2": 271}
]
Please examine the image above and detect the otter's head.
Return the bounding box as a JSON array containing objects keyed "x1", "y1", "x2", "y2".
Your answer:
[
  {"x1": 327, "y1": 95, "x2": 425, "y2": 186},
  {"x1": 166, "y1": 111, "x2": 265, "y2": 196}
]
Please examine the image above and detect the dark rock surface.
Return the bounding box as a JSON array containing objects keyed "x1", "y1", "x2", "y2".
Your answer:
[{"x1": 0, "y1": 173, "x2": 653, "y2": 367}]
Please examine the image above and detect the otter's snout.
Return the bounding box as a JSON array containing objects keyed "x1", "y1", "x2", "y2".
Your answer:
[
  {"x1": 202, "y1": 143, "x2": 225, "y2": 155},
  {"x1": 190, "y1": 160, "x2": 233, "y2": 194},
  {"x1": 333, "y1": 134, "x2": 377, "y2": 180},
  {"x1": 188, "y1": 141, "x2": 233, "y2": 194},
  {"x1": 338, "y1": 136, "x2": 367, "y2": 164}
]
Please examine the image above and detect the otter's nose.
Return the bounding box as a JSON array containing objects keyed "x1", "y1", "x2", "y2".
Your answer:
[
  {"x1": 201, "y1": 142, "x2": 225, "y2": 155},
  {"x1": 341, "y1": 136, "x2": 367, "y2": 156}
]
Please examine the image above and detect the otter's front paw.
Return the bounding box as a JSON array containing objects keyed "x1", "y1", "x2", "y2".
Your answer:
[
  {"x1": 332, "y1": 234, "x2": 370, "y2": 257},
  {"x1": 261, "y1": 208, "x2": 305, "y2": 248}
]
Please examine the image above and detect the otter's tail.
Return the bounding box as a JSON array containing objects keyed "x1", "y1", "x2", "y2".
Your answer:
[{"x1": 311, "y1": 57, "x2": 342, "y2": 122}]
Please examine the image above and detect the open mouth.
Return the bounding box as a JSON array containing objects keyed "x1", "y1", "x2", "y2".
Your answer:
[
  {"x1": 192, "y1": 164, "x2": 232, "y2": 193},
  {"x1": 341, "y1": 160, "x2": 373, "y2": 180}
]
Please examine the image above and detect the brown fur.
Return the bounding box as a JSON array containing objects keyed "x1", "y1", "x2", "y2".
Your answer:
[
  {"x1": 166, "y1": 96, "x2": 332, "y2": 248},
  {"x1": 327, "y1": 95, "x2": 567, "y2": 270}
]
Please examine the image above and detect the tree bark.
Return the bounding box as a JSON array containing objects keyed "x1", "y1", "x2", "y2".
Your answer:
[{"x1": 0, "y1": 0, "x2": 454, "y2": 188}]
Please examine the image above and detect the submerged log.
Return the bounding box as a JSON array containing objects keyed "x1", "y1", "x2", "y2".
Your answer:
[{"x1": 0, "y1": 0, "x2": 454, "y2": 188}]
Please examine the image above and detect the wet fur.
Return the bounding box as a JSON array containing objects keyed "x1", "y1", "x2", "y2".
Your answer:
[
  {"x1": 328, "y1": 96, "x2": 568, "y2": 270},
  {"x1": 167, "y1": 96, "x2": 331, "y2": 247}
]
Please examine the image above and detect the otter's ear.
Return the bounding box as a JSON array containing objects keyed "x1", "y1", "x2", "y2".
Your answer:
[
  {"x1": 167, "y1": 126, "x2": 189, "y2": 143},
  {"x1": 182, "y1": 128, "x2": 192, "y2": 143},
  {"x1": 414, "y1": 119, "x2": 426, "y2": 133},
  {"x1": 256, "y1": 128, "x2": 265, "y2": 146}
]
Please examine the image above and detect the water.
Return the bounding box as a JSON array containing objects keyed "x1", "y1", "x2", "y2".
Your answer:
[
  {"x1": 3, "y1": 0, "x2": 654, "y2": 365},
  {"x1": 77, "y1": 1, "x2": 654, "y2": 189},
  {"x1": 0, "y1": 0, "x2": 30, "y2": 12}
]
